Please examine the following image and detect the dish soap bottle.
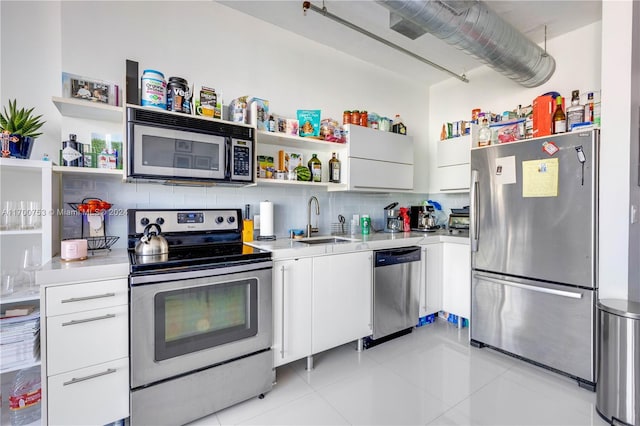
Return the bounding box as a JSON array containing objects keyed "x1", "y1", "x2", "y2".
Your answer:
[{"x1": 308, "y1": 153, "x2": 322, "y2": 182}]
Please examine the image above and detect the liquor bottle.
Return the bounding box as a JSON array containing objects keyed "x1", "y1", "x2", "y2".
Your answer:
[
  {"x1": 553, "y1": 97, "x2": 566, "y2": 134},
  {"x1": 392, "y1": 114, "x2": 407, "y2": 135},
  {"x1": 61, "y1": 134, "x2": 84, "y2": 167},
  {"x1": 329, "y1": 152, "x2": 341, "y2": 183},
  {"x1": 477, "y1": 118, "x2": 492, "y2": 147},
  {"x1": 566, "y1": 90, "x2": 584, "y2": 131},
  {"x1": 308, "y1": 153, "x2": 322, "y2": 182}
]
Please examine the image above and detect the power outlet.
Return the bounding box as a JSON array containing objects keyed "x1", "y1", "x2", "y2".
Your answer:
[{"x1": 631, "y1": 205, "x2": 638, "y2": 224}]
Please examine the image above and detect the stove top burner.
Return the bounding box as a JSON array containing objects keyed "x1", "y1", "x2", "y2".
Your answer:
[
  {"x1": 129, "y1": 243, "x2": 271, "y2": 274},
  {"x1": 127, "y1": 208, "x2": 271, "y2": 275}
]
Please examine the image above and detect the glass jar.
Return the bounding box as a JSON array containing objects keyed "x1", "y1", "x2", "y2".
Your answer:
[
  {"x1": 351, "y1": 110, "x2": 361, "y2": 125},
  {"x1": 359, "y1": 111, "x2": 368, "y2": 127},
  {"x1": 343, "y1": 111, "x2": 352, "y2": 125}
]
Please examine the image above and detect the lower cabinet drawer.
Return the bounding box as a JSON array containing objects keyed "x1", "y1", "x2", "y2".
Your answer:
[
  {"x1": 46, "y1": 304, "x2": 128, "y2": 376},
  {"x1": 47, "y1": 357, "x2": 129, "y2": 426},
  {"x1": 46, "y1": 278, "x2": 128, "y2": 317}
]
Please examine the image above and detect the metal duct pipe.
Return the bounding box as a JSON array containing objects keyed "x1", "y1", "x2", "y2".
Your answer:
[{"x1": 377, "y1": 0, "x2": 556, "y2": 87}]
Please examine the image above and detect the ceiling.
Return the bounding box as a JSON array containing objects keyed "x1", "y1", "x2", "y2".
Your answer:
[{"x1": 219, "y1": 0, "x2": 602, "y2": 86}]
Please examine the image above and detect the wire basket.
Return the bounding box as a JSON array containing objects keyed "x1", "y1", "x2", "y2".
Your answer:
[
  {"x1": 330, "y1": 222, "x2": 351, "y2": 236},
  {"x1": 85, "y1": 236, "x2": 119, "y2": 251}
]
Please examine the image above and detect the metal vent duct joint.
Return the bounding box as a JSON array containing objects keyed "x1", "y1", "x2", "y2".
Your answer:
[{"x1": 377, "y1": 0, "x2": 555, "y2": 87}]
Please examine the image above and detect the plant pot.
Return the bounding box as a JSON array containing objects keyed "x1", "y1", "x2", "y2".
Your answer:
[{"x1": 8, "y1": 134, "x2": 34, "y2": 159}]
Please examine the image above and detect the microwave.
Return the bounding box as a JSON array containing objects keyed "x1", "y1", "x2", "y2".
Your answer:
[{"x1": 126, "y1": 106, "x2": 254, "y2": 184}]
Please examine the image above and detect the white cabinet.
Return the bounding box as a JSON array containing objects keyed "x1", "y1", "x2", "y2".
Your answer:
[
  {"x1": 441, "y1": 242, "x2": 471, "y2": 319},
  {"x1": 42, "y1": 278, "x2": 129, "y2": 425},
  {"x1": 436, "y1": 135, "x2": 471, "y2": 192},
  {"x1": 419, "y1": 244, "x2": 443, "y2": 319},
  {"x1": 272, "y1": 258, "x2": 313, "y2": 367},
  {"x1": 312, "y1": 251, "x2": 372, "y2": 354},
  {"x1": 344, "y1": 124, "x2": 413, "y2": 192}
]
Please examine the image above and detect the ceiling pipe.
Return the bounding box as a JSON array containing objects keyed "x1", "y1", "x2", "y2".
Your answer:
[
  {"x1": 377, "y1": 0, "x2": 556, "y2": 87},
  {"x1": 302, "y1": 1, "x2": 469, "y2": 83}
]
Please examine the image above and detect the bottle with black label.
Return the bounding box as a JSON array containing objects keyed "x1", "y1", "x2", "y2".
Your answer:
[{"x1": 61, "y1": 134, "x2": 83, "y2": 167}]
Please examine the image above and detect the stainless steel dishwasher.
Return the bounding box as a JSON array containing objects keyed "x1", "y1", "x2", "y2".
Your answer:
[{"x1": 367, "y1": 246, "x2": 421, "y2": 347}]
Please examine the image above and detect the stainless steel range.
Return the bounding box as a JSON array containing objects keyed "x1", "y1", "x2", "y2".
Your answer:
[{"x1": 127, "y1": 209, "x2": 274, "y2": 426}]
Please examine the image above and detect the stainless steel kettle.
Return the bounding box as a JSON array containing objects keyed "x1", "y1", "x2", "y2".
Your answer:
[{"x1": 135, "y1": 223, "x2": 169, "y2": 259}]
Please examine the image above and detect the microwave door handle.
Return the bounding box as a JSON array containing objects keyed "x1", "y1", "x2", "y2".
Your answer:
[{"x1": 225, "y1": 137, "x2": 231, "y2": 180}]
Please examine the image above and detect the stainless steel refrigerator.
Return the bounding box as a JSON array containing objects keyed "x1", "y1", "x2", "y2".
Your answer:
[{"x1": 470, "y1": 129, "x2": 598, "y2": 391}]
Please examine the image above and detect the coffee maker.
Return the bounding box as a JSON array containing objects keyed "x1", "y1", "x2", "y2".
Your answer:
[
  {"x1": 410, "y1": 205, "x2": 438, "y2": 232},
  {"x1": 384, "y1": 202, "x2": 403, "y2": 233}
]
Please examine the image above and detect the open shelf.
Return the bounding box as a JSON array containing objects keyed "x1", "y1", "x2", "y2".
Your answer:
[
  {"x1": 52, "y1": 165, "x2": 124, "y2": 178},
  {"x1": 0, "y1": 229, "x2": 43, "y2": 236},
  {"x1": 52, "y1": 96, "x2": 123, "y2": 122},
  {"x1": 256, "y1": 130, "x2": 347, "y2": 152},
  {"x1": 256, "y1": 178, "x2": 346, "y2": 190}
]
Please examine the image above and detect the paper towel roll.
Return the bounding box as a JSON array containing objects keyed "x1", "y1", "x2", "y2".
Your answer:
[{"x1": 259, "y1": 201, "x2": 274, "y2": 237}]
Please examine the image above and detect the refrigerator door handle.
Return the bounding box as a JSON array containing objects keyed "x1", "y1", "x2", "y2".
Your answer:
[
  {"x1": 473, "y1": 273, "x2": 584, "y2": 299},
  {"x1": 470, "y1": 169, "x2": 479, "y2": 252}
]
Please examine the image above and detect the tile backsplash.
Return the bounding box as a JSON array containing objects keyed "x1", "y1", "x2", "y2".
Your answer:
[{"x1": 61, "y1": 176, "x2": 469, "y2": 248}]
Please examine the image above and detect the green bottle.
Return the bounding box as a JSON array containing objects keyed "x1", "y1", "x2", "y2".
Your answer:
[{"x1": 308, "y1": 153, "x2": 322, "y2": 182}]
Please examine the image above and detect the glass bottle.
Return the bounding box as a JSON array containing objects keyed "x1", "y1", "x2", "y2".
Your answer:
[
  {"x1": 566, "y1": 90, "x2": 584, "y2": 131},
  {"x1": 392, "y1": 114, "x2": 407, "y2": 135},
  {"x1": 329, "y1": 152, "x2": 341, "y2": 183},
  {"x1": 308, "y1": 153, "x2": 322, "y2": 182},
  {"x1": 553, "y1": 96, "x2": 566, "y2": 134},
  {"x1": 477, "y1": 118, "x2": 491, "y2": 147}
]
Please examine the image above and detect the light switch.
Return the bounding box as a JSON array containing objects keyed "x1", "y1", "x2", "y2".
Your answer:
[{"x1": 631, "y1": 205, "x2": 638, "y2": 224}]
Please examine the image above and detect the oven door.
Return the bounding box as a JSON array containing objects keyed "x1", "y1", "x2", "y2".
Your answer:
[
  {"x1": 130, "y1": 261, "x2": 272, "y2": 389},
  {"x1": 128, "y1": 123, "x2": 227, "y2": 180}
]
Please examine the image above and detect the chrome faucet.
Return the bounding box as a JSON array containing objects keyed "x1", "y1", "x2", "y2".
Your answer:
[{"x1": 306, "y1": 196, "x2": 320, "y2": 237}]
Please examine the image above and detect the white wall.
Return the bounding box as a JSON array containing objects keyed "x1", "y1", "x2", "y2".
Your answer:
[
  {"x1": 630, "y1": 1, "x2": 640, "y2": 302},
  {"x1": 600, "y1": 0, "x2": 640, "y2": 301},
  {"x1": 2, "y1": 1, "x2": 460, "y2": 246}
]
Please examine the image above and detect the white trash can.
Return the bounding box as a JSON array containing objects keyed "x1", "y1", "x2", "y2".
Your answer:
[{"x1": 596, "y1": 299, "x2": 640, "y2": 426}]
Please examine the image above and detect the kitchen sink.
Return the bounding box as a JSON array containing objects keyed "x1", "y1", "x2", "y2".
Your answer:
[{"x1": 297, "y1": 236, "x2": 359, "y2": 245}]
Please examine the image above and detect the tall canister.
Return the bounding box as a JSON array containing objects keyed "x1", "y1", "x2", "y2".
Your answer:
[
  {"x1": 141, "y1": 69, "x2": 166, "y2": 109},
  {"x1": 596, "y1": 299, "x2": 640, "y2": 426}
]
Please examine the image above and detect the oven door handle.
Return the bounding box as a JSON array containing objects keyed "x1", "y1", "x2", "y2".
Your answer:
[{"x1": 280, "y1": 265, "x2": 285, "y2": 359}]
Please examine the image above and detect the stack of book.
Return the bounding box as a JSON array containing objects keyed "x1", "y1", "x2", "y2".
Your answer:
[{"x1": 0, "y1": 306, "x2": 40, "y2": 370}]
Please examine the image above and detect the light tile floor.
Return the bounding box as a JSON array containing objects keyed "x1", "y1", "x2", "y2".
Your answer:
[{"x1": 189, "y1": 320, "x2": 605, "y2": 426}]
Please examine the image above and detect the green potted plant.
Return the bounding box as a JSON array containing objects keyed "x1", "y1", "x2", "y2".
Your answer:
[{"x1": 0, "y1": 99, "x2": 45, "y2": 159}]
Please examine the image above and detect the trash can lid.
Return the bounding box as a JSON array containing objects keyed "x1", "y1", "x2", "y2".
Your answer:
[{"x1": 598, "y1": 299, "x2": 640, "y2": 320}]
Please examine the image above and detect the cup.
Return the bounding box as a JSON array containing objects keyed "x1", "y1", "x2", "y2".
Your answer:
[
  {"x1": 1, "y1": 201, "x2": 18, "y2": 230},
  {"x1": 197, "y1": 104, "x2": 215, "y2": 117},
  {"x1": 2, "y1": 272, "x2": 15, "y2": 295},
  {"x1": 19, "y1": 201, "x2": 41, "y2": 230}
]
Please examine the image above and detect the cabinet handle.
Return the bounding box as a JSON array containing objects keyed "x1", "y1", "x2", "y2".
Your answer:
[
  {"x1": 421, "y1": 249, "x2": 427, "y2": 311},
  {"x1": 439, "y1": 187, "x2": 468, "y2": 191},
  {"x1": 280, "y1": 265, "x2": 285, "y2": 359},
  {"x1": 62, "y1": 313, "x2": 116, "y2": 326},
  {"x1": 61, "y1": 292, "x2": 116, "y2": 303},
  {"x1": 63, "y1": 368, "x2": 117, "y2": 386}
]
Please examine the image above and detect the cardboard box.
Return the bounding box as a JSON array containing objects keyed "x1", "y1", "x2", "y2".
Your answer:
[
  {"x1": 257, "y1": 155, "x2": 274, "y2": 178},
  {"x1": 278, "y1": 150, "x2": 303, "y2": 172},
  {"x1": 533, "y1": 95, "x2": 564, "y2": 138}
]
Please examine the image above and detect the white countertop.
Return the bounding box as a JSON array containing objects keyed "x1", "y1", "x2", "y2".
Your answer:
[
  {"x1": 36, "y1": 248, "x2": 129, "y2": 286},
  {"x1": 246, "y1": 230, "x2": 468, "y2": 260}
]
